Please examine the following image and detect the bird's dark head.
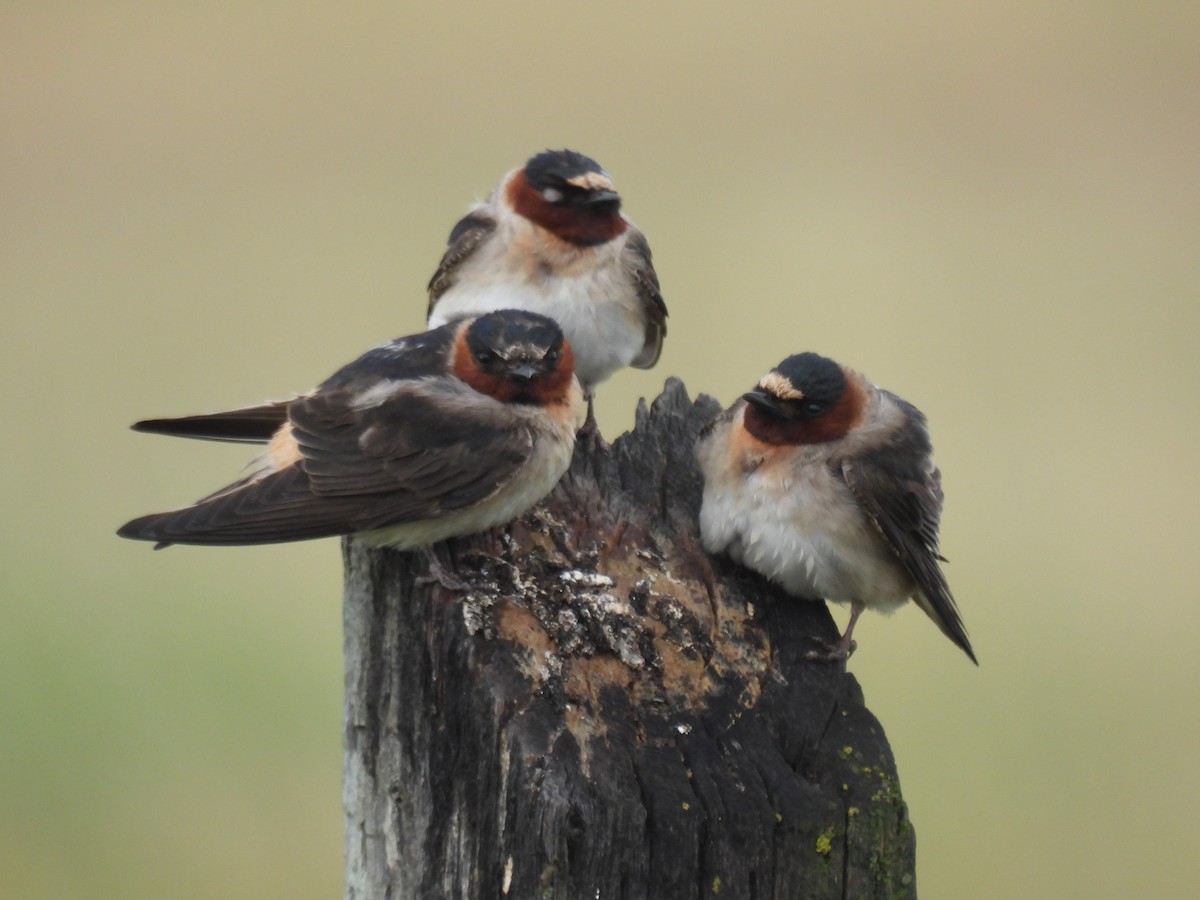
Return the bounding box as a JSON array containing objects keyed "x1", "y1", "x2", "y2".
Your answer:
[
  {"x1": 506, "y1": 149, "x2": 628, "y2": 246},
  {"x1": 455, "y1": 310, "x2": 576, "y2": 404},
  {"x1": 741, "y1": 352, "x2": 864, "y2": 445}
]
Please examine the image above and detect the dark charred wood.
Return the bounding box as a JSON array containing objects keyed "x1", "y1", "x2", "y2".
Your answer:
[{"x1": 343, "y1": 378, "x2": 916, "y2": 899}]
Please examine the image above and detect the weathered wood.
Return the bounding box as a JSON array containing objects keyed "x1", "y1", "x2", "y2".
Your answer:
[{"x1": 343, "y1": 379, "x2": 916, "y2": 899}]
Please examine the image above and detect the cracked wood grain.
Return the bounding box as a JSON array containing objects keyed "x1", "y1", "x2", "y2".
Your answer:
[{"x1": 342, "y1": 378, "x2": 916, "y2": 900}]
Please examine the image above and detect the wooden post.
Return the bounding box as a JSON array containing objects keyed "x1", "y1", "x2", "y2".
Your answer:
[{"x1": 342, "y1": 379, "x2": 916, "y2": 899}]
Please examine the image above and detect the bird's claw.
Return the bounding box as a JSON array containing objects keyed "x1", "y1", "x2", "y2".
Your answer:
[{"x1": 805, "y1": 637, "x2": 857, "y2": 663}]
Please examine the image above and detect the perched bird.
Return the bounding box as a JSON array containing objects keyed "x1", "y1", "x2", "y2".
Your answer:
[
  {"x1": 426, "y1": 149, "x2": 666, "y2": 426},
  {"x1": 695, "y1": 352, "x2": 975, "y2": 663},
  {"x1": 118, "y1": 310, "x2": 583, "y2": 550}
]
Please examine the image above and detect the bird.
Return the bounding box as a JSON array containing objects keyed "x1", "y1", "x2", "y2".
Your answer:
[
  {"x1": 425, "y1": 149, "x2": 666, "y2": 428},
  {"x1": 695, "y1": 352, "x2": 976, "y2": 663},
  {"x1": 118, "y1": 310, "x2": 583, "y2": 551}
]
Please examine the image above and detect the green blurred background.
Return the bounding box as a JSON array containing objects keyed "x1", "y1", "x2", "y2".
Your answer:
[{"x1": 4, "y1": 3, "x2": 1197, "y2": 898}]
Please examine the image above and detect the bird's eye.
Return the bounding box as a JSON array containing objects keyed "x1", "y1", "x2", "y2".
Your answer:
[
  {"x1": 545, "y1": 349, "x2": 560, "y2": 364},
  {"x1": 558, "y1": 184, "x2": 589, "y2": 206},
  {"x1": 476, "y1": 350, "x2": 493, "y2": 364},
  {"x1": 804, "y1": 401, "x2": 825, "y2": 417},
  {"x1": 541, "y1": 187, "x2": 563, "y2": 203}
]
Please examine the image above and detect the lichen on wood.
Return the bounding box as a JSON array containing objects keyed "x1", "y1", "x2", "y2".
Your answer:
[{"x1": 343, "y1": 378, "x2": 916, "y2": 899}]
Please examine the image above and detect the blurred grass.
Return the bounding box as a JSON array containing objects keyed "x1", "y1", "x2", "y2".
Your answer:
[{"x1": 3, "y1": 3, "x2": 1198, "y2": 898}]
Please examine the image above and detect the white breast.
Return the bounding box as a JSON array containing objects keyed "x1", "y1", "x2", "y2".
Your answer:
[
  {"x1": 431, "y1": 279, "x2": 643, "y2": 391},
  {"x1": 696, "y1": 410, "x2": 913, "y2": 613},
  {"x1": 427, "y1": 225, "x2": 645, "y2": 392}
]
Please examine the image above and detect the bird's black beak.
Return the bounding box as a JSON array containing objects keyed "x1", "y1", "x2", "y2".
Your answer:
[
  {"x1": 508, "y1": 363, "x2": 539, "y2": 381},
  {"x1": 742, "y1": 389, "x2": 792, "y2": 418},
  {"x1": 581, "y1": 189, "x2": 621, "y2": 212}
]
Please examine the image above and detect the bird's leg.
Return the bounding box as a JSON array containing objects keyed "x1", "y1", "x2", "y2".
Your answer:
[
  {"x1": 576, "y1": 392, "x2": 610, "y2": 450},
  {"x1": 579, "y1": 394, "x2": 599, "y2": 434},
  {"x1": 807, "y1": 602, "x2": 864, "y2": 662}
]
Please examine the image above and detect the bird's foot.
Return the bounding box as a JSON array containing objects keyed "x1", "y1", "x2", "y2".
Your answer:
[
  {"x1": 576, "y1": 417, "x2": 609, "y2": 452},
  {"x1": 806, "y1": 603, "x2": 864, "y2": 663},
  {"x1": 576, "y1": 396, "x2": 611, "y2": 451},
  {"x1": 805, "y1": 637, "x2": 857, "y2": 663}
]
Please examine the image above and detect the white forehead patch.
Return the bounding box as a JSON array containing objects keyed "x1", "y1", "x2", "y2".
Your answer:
[
  {"x1": 759, "y1": 371, "x2": 805, "y2": 400},
  {"x1": 567, "y1": 171, "x2": 615, "y2": 192},
  {"x1": 498, "y1": 340, "x2": 550, "y2": 362}
]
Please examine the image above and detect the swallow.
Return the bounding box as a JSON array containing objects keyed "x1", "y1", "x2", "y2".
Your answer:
[
  {"x1": 425, "y1": 149, "x2": 667, "y2": 426},
  {"x1": 118, "y1": 310, "x2": 583, "y2": 550},
  {"x1": 695, "y1": 352, "x2": 976, "y2": 663}
]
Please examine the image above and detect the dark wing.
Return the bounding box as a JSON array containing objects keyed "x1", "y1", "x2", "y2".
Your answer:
[
  {"x1": 118, "y1": 466, "x2": 354, "y2": 546},
  {"x1": 839, "y1": 396, "x2": 976, "y2": 663},
  {"x1": 426, "y1": 211, "x2": 497, "y2": 311},
  {"x1": 127, "y1": 325, "x2": 462, "y2": 446},
  {"x1": 132, "y1": 402, "x2": 292, "y2": 444},
  {"x1": 117, "y1": 384, "x2": 533, "y2": 547},
  {"x1": 287, "y1": 387, "x2": 530, "y2": 518},
  {"x1": 624, "y1": 228, "x2": 668, "y2": 369},
  {"x1": 316, "y1": 324, "x2": 459, "y2": 392}
]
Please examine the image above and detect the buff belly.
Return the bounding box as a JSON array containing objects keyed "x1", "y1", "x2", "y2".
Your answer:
[{"x1": 699, "y1": 463, "x2": 914, "y2": 613}]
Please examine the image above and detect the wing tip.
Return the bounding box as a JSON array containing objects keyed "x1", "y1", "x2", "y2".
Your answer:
[
  {"x1": 117, "y1": 515, "x2": 150, "y2": 540},
  {"x1": 128, "y1": 406, "x2": 290, "y2": 443},
  {"x1": 117, "y1": 515, "x2": 174, "y2": 549},
  {"x1": 960, "y1": 638, "x2": 979, "y2": 666},
  {"x1": 943, "y1": 615, "x2": 978, "y2": 665},
  {"x1": 916, "y1": 587, "x2": 978, "y2": 665}
]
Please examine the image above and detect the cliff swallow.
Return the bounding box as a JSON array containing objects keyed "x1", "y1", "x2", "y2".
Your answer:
[
  {"x1": 426, "y1": 149, "x2": 666, "y2": 425},
  {"x1": 696, "y1": 352, "x2": 975, "y2": 663},
  {"x1": 118, "y1": 310, "x2": 583, "y2": 549}
]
